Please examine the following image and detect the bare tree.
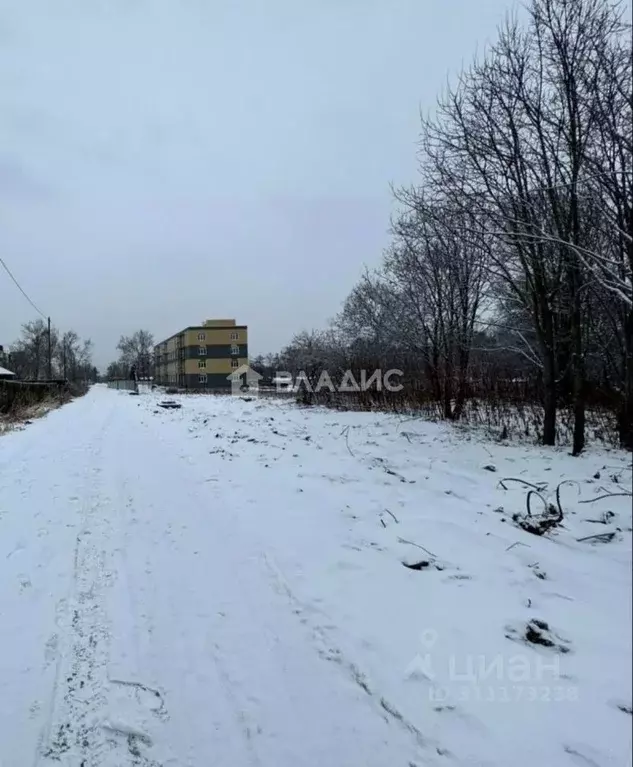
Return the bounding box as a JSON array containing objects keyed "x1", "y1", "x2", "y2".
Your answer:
[
  {"x1": 388, "y1": 193, "x2": 488, "y2": 417},
  {"x1": 117, "y1": 330, "x2": 154, "y2": 379},
  {"x1": 57, "y1": 331, "x2": 80, "y2": 380},
  {"x1": 105, "y1": 360, "x2": 128, "y2": 379},
  {"x1": 582, "y1": 11, "x2": 633, "y2": 447},
  {"x1": 10, "y1": 319, "x2": 57, "y2": 380},
  {"x1": 6, "y1": 320, "x2": 94, "y2": 384},
  {"x1": 278, "y1": 330, "x2": 347, "y2": 392},
  {"x1": 416, "y1": 0, "x2": 630, "y2": 452},
  {"x1": 338, "y1": 269, "x2": 411, "y2": 355},
  {"x1": 250, "y1": 0, "x2": 629, "y2": 450}
]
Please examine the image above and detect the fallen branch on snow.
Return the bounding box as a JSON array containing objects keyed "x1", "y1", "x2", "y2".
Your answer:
[
  {"x1": 498, "y1": 477, "x2": 547, "y2": 492},
  {"x1": 397, "y1": 537, "x2": 436, "y2": 558},
  {"x1": 577, "y1": 531, "x2": 617, "y2": 543},
  {"x1": 382, "y1": 508, "x2": 399, "y2": 524},
  {"x1": 505, "y1": 541, "x2": 529, "y2": 552},
  {"x1": 340, "y1": 426, "x2": 355, "y2": 457},
  {"x1": 579, "y1": 492, "x2": 632, "y2": 504}
]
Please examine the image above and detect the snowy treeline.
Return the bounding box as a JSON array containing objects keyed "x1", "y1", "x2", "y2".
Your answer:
[
  {"x1": 255, "y1": 0, "x2": 632, "y2": 453},
  {"x1": 3, "y1": 319, "x2": 96, "y2": 383}
]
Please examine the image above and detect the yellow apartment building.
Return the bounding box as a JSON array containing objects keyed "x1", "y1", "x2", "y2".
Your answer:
[{"x1": 154, "y1": 319, "x2": 248, "y2": 390}]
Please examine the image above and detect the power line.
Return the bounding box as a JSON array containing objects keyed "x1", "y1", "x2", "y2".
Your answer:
[
  {"x1": 0, "y1": 255, "x2": 47, "y2": 319},
  {"x1": 1, "y1": 255, "x2": 53, "y2": 379}
]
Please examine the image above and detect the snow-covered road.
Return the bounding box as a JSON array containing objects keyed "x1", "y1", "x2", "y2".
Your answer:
[{"x1": 1, "y1": 386, "x2": 631, "y2": 766}]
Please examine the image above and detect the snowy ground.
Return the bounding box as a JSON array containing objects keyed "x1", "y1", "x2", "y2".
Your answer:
[{"x1": 0, "y1": 385, "x2": 631, "y2": 767}]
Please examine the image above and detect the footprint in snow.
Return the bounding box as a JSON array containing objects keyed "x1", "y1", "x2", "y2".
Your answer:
[{"x1": 44, "y1": 634, "x2": 59, "y2": 666}]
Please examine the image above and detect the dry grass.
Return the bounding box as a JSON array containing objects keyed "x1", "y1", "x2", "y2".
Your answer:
[
  {"x1": 0, "y1": 396, "x2": 62, "y2": 436},
  {"x1": 258, "y1": 387, "x2": 620, "y2": 449},
  {"x1": 0, "y1": 385, "x2": 89, "y2": 438}
]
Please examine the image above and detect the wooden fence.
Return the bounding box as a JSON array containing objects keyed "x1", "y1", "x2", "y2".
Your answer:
[{"x1": 0, "y1": 379, "x2": 66, "y2": 414}]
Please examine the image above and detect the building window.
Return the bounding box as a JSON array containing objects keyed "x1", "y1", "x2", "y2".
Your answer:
[
  {"x1": 198, "y1": 360, "x2": 206, "y2": 369},
  {"x1": 230, "y1": 332, "x2": 239, "y2": 340},
  {"x1": 230, "y1": 344, "x2": 239, "y2": 355},
  {"x1": 231, "y1": 358, "x2": 239, "y2": 369},
  {"x1": 198, "y1": 346, "x2": 206, "y2": 356},
  {"x1": 198, "y1": 374, "x2": 207, "y2": 384},
  {"x1": 198, "y1": 332, "x2": 206, "y2": 341}
]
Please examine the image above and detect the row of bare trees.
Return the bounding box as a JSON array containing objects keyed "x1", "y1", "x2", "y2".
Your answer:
[
  {"x1": 105, "y1": 330, "x2": 154, "y2": 380},
  {"x1": 2, "y1": 319, "x2": 97, "y2": 383},
  {"x1": 258, "y1": 0, "x2": 632, "y2": 453}
]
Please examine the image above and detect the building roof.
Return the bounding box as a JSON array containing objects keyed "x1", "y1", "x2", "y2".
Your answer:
[
  {"x1": 155, "y1": 323, "x2": 248, "y2": 348},
  {"x1": 0, "y1": 365, "x2": 16, "y2": 377}
]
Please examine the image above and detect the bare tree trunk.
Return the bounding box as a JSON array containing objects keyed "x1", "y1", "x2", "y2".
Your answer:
[
  {"x1": 571, "y1": 264, "x2": 586, "y2": 455},
  {"x1": 453, "y1": 346, "x2": 470, "y2": 419},
  {"x1": 571, "y1": 349, "x2": 586, "y2": 455},
  {"x1": 619, "y1": 308, "x2": 633, "y2": 450},
  {"x1": 542, "y1": 352, "x2": 557, "y2": 446},
  {"x1": 443, "y1": 370, "x2": 454, "y2": 419}
]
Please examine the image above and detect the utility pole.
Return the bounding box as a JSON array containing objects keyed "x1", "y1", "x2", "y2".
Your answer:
[{"x1": 47, "y1": 317, "x2": 52, "y2": 380}]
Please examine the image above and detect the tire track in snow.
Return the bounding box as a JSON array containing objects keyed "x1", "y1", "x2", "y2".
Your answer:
[
  {"x1": 107, "y1": 461, "x2": 252, "y2": 767},
  {"x1": 204, "y1": 641, "x2": 263, "y2": 767},
  {"x1": 259, "y1": 551, "x2": 437, "y2": 755},
  {"x1": 81, "y1": 393, "x2": 435, "y2": 766},
  {"x1": 37, "y1": 433, "x2": 117, "y2": 766},
  {"x1": 104, "y1": 466, "x2": 171, "y2": 767}
]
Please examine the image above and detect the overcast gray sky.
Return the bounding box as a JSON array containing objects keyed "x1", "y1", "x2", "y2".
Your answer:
[{"x1": 1, "y1": 0, "x2": 516, "y2": 368}]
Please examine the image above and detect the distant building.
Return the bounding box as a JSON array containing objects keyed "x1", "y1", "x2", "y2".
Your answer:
[
  {"x1": 0, "y1": 345, "x2": 15, "y2": 380},
  {"x1": 154, "y1": 319, "x2": 248, "y2": 389},
  {"x1": 0, "y1": 365, "x2": 16, "y2": 381}
]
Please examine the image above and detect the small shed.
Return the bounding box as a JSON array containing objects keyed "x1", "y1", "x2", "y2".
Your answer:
[{"x1": 0, "y1": 365, "x2": 16, "y2": 381}]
